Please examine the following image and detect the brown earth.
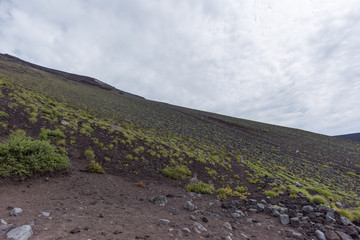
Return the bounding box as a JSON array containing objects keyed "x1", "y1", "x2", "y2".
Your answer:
[{"x1": 0, "y1": 163, "x2": 299, "y2": 240}]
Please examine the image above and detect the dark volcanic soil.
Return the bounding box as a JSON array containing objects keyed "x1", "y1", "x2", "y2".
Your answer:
[{"x1": 0, "y1": 163, "x2": 298, "y2": 240}]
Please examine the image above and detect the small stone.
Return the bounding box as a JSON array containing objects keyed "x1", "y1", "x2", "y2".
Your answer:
[
  {"x1": 182, "y1": 228, "x2": 191, "y2": 234},
  {"x1": 157, "y1": 219, "x2": 170, "y2": 225},
  {"x1": 295, "y1": 182, "x2": 301, "y2": 188},
  {"x1": 6, "y1": 225, "x2": 32, "y2": 240},
  {"x1": 231, "y1": 210, "x2": 245, "y2": 218},
  {"x1": 1, "y1": 219, "x2": 7, "y2": 225},
  {"x1": 335, "y1": 202, "x2": 343, "y2": 208},
  {"x1": 256, "y1": 203, "x2": 265, "y2": 212},
  {"x1": 10, "y1": 208, "x2": 23, "y2": 216},
  {"x1": 315, "y1": 230, "x2": 326, "y2": 240},
  {"x1": 150, "y1": 196, "x2": 168, "y2": 206},
  {"x1": 201, "y1": 217, "x2": 208, "y2": 223},
  {"x1": 302, "y1": 205, "x2": 314, "y2": 214},
  {"x1": 325, "y1": 230, "x2": 341, "y2": 240},
  {"x1": 280, "y1": 214, "x2": 290, "y2": 225},
  {"x1": 335, "y1": 231, "x2": 353, "y2": 240},
  {"x1": 279, "y1": 207, "x2": 288, "y2": 214},
  {"x1": 223, "y1": 222, "x2": 232, "y2": 231},
  {"x1": 291, "y1": 230, "x2": 302, "y2": 239},
  {"x1": 190, "y1": 215, "x2": 196, "y2": 220},
  {"x1": 41, "y1": 212, "x2": 50, "y2": 217},
  {"x1": 70, "y1": 227, "x2": 81, "y2": 234},
  {"x1": 61, "y1": 120, "x2": 69, "y2": 125},
  {"x1": 290, "y1": 217, "x2": 300, "y2": 227},
  {"x1": 184, "y1": 201, "x2": 195, "y2": 211},
  {"x1": 225, "y1": 236, "x2": 232, "y2": 240},
  {"x1": 340, "y1": 216, "x2": 352, "y2": 226},
  {"x1": 345, "y1": 226, "x2": 359, "y2": 239},
  {"x1": 0, "y1": 224, "x2": 14, "y2": 233},
  {"x1": 194, "y1": 222, "x2": 207, "y2": 232}
]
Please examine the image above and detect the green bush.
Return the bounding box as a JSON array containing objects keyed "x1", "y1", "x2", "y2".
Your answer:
[
  {"x1": 264, "y1": 190, "x2": 279, "y2": 198},
  {"x1": 0, "y1": 135, "x2": 69, "y2": 178},
  {"x1": 85, "y1": 161, "x2": 105, "y2": 174},
  {"x1": 311, "y1": 195, "x2": 327, "y2": 205},
  {"x1": 162, "y1": 165, "x2": 192, "y2": 180},
  {"x1": 84, "y1": 149, "x2": 95, "y2": 161},
  {"x1": 0, "y1": 111, "x2": 8, "y2": 117},
  {"x1": 81, "y1": 123, "x2": 93, "y2": 133},
  {"x1": 39, "y1": 128, "x2": 65, "y2": 141},
  {"x1": 185, "y1": 182, "x2": 214, "y2": 194}
]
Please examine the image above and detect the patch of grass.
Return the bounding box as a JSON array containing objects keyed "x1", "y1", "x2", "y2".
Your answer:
[
  {"x1": 39, "y1": 128, "x2": 66, "y2": 141},
  {"x1": 339, "y1": 209, "x2": 354, "y2": 222},
  {"x1": 264, "y1": 190, "x2": 279, "y2": 198},
  {"x1": 185, "y1": 182, "x2": 214, "y2": 194},
  {"x1": 311, "y1": 195, "x2": 327, "y2": 205},
  {"x1": 216, "y1": 186, "x2": 233, "y2": 199},
  {"x1": 0, "y1": 111, "x2": 9, "y2": 117},
  {"x1": 104, "y1": 157, "x2": 111, "y2": 163},
  {"x1": 0, "y1": 135, "x2": 69, "y2": 178},
  {"x1": 84, "y1": 149, "x2": 95, "y2": 161},
  {"x1": 162, "y1": 165, "x2": 192, "y2": 180},
  {"x1": 235, "y1": 186, "x2": 248, "y2": 193},
  {"x1": 85, "y1": 161, "x2": 105, "y2": 174},
  {"x1": 81, "y1": 123, "x2": 94, "y2": 133},
  {"x1": 125, "y1": 154, "x2": 134, "y2": 161}
]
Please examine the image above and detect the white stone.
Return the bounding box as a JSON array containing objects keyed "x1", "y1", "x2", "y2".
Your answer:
[
  {"x1": 6, "y1": 225, "x2": 33, "y2": 240},
  {"x1": 10, "y1": 208, "x2": 23, "y2": 216}
]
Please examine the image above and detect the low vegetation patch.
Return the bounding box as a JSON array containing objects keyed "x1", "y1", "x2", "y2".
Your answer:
[
  {"x1": 162, "y1": 165, "x2": 192, "y2": 180},
  {"x1": 85, "y1": 160, "x2": 105, "y2": 174},
  {"x1": 84, "y1": 149, "x2": 95, "y2": 161},
  {"x1": 311, "y1": 195, "x2": 327, "y2": 205},
  {"x1": 0, "y1": 134, "x2": 69, "y2": 178},
  {"x1": 39, "y1": 128, "x2": 66, "y2": 141},
  {"x1": 185, "y1": 181, "x2": 214, "y2": 194}
]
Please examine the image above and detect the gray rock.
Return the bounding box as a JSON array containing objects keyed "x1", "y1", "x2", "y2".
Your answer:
[
  {"x1": 1, "y1": 219, "x2": 7, "y2": 225},
  {"x1": 225, "y1": 236, "x2": 232, "y2": 240},
  {"x1": 150, "y1": 196, "x2": 168, "y2": 206},
  {"x1": 325, "y1": 230, "x2": 341, "y2": 240},
  {"x1": 279, "y1": 207, "x2": 288, "y2": 214},
  {"x1": 295, "y1": 182, "x2": 301, "y2": 188},
  {"x1": 6, "y1": 225, "x2": 33, "y2": 240},
  {"x1": 194, "y1": 222, "x2": 207, "y2": 232},
  {"x1": 290, "y1": 217, "x2": 300, "y2": 227},
  {"x1": 256, "y1": 203, "x2": 265, "y2": 212},
  {"x1": 248, "y1": 199, "x2": 257, "y2": 205},
  {"x1": 190, "y1": 215, "x2": 196, "y2": 220},
  {"x1": 335, "y1": 202, "x2": 343, "y2": 208},
  {"x1": 61, "y1": 120, "x2": 69, "y2": 125},
  {"x1": 0, "y1": 224, "x2": 14, "y2": 233},
  {"x1": 280, "y1": 214, "x2": 290, "y2": 225},
  {"x1": 231, "y1": 210, "x2": 245, "y2": 218},
  {"x1": 302, "y1": 205, "x2": 314, "y2": 214},
  {"x1": 340, "y1": 217, "x2": 352, "y2": 226},
  {"x1": 41, "y1": 212, "x2": 50, "y2": 217},
  {"x1": 182, "y1": 228, "x2": 191, "y2": 234},
  {"x1": 335, "y1": 231, "x2": 353, "y2": 240},
  {"x1": 315, "y1": 230, "x2": 326, "y2": 240},
  {"x1": 223, "y1": 222, "x2": 232, "y2": 231},
  {"x1": 157, "y1": 219, "x2": 170, "y2": 225},
  {"x1": 184, "y1": 201, "x2": 195, "y2": 211},
  {"x1": 10, "y1": 208, "x2": 23, "y2": 216},
  {"x1": 326, "y1": 214, "x2": 336, "y2": 224},
  {"x1": 326, "y1": 211, "x2": 335, "y2": 219}
]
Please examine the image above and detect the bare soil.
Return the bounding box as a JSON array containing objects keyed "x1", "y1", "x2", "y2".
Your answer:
[{"x1": 0, "y1": 162, "x2": 299, "y2": 240}]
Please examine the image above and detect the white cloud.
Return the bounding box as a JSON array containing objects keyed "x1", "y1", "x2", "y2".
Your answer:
[{"x1": 1, "y1": 0, "x2": 360, "y2": 135}]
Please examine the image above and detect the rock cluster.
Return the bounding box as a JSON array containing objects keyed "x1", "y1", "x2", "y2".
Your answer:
[
  {"x1": 1, "y1": 208, "x2": 33, "y2": 240},
  {"x1": 222, "y1": 198, "x2": 360, "y2": 239}
]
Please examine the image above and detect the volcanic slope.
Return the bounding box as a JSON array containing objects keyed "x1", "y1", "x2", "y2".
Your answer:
[{"x1": 0, "y1": 54, "x2": 360, "y2": 239}]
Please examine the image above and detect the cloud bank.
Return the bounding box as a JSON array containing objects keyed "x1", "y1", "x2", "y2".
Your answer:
[{"x1": 1, "y1": 0, "x2": 360, "y2": 135}]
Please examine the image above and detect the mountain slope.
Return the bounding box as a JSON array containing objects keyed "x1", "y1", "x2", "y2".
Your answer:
[
  {"x1": 0, "y1": 54, "x2": 360, "y2": 239},
  {"x1": 336, "y1": 133, "x2": 360, "y2": 143}
]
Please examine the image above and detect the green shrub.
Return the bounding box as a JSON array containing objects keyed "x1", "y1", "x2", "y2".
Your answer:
[
  {"x1": 339, "y1": 209, "x2": 354, "y2": 222},
  {"x1": 162, "y1": 165, "x2": 192, "y2": 180},
  {"x1": 11, "y1": 129, "x2": 26, "y2": 137},
  {"x1": 85, "y1": 161, "x2": 105, "y2": 174},
  {"x1": 125, "y1": 154, "x2": 134, "y2": 161},
  {"x1": 235, "y1": 186, "x2": 248, "y2": 193},
  {"x1": 0, "y1": 111, "x2": 8, "y2": 117},
  {"x1": 84, "y1": 149, "x2": 95, "y2": 161},
  {"x1": 185, "y1": 182, "x2": 214, "y2": 194},
  {"x1": 104, "y1": 157, "x2": 111, "y2": 162},
  {"x1": 0, "y1": 135, "x2": 69, "y2": 178},
  {"x1": 216, "y1": 186, "x2": 233, "y2": 199},
  {"x1": 39, "y1": 128, "x2": 65, "y2": 141},
  {"x1": 81, "y1": 123, "x2": 93, "y2": 133},
  {"x1": 311, "y1": 195, "x2": 327, "y2": 205},
  {"x1": 264, "y1": 190, "x2": 279, "y2": 198}
]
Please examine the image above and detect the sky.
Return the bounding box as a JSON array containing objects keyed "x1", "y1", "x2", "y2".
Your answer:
[{"x1": 1, "y1": 0, "x2": 360, "y2": 136}]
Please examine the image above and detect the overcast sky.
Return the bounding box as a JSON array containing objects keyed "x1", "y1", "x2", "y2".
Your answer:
[{"x1": 1, "y1": 0, "x2": 360, "y2": 135}]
